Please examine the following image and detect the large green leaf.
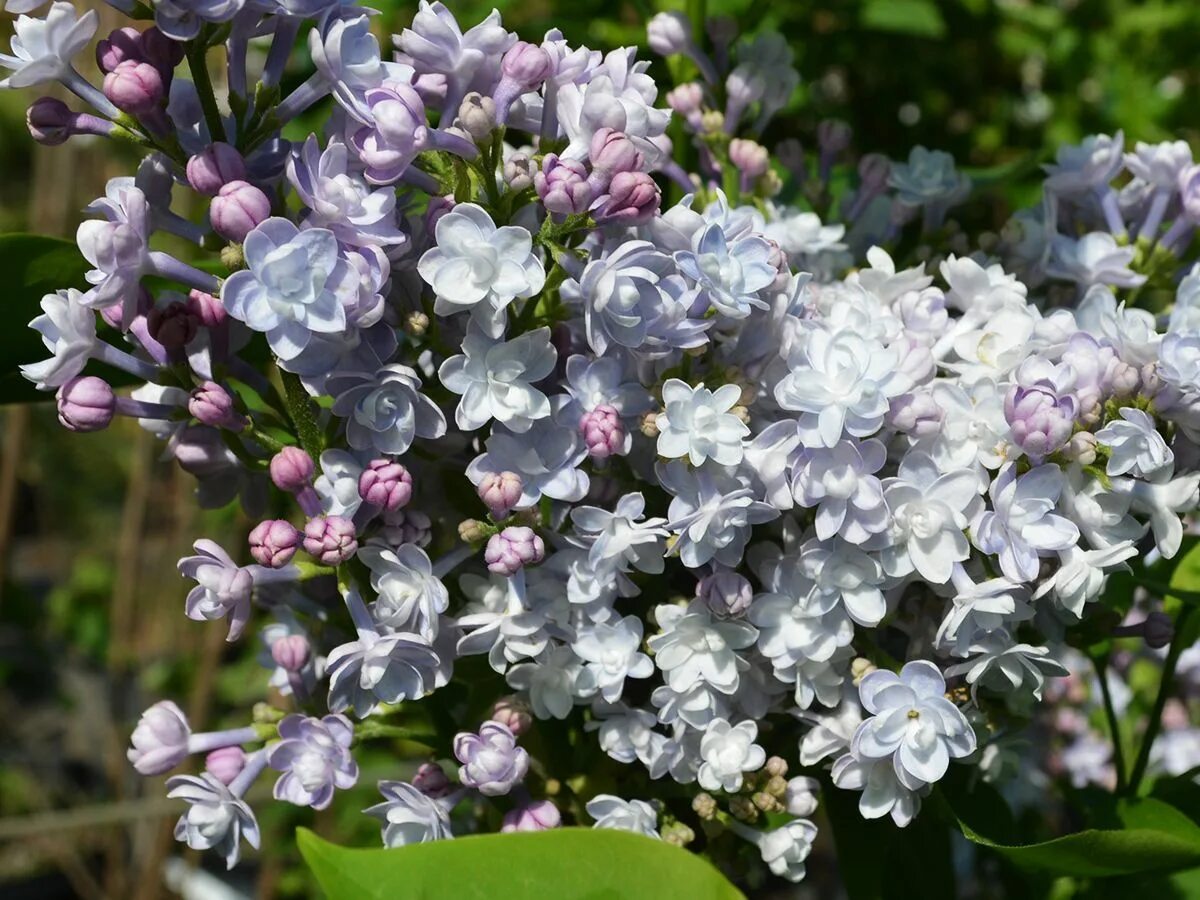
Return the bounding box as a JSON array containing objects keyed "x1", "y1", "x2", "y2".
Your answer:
[
  {"x1": 296, "y1": 827, "x2": 746, "y2": 900},
  {"x1": 0, "y1": 233, "x2": 91, "y2": 405}
]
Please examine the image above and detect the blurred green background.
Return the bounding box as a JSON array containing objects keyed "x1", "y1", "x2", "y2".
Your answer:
[{"x1": 0, "y1": 1, "x2": 1197, "y2": 897}]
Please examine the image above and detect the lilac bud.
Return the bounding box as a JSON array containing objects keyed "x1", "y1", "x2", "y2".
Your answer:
[
  {"x1": 128, "y1": 700, "x2": 190, "y2": 775},
  {"x1": 783, "y1": 776, "x2": 819, "y2": 817},
  {"x1": 859, "y1": 152, "x2": 892, "y2": 191},
  {"x1": 380, "y1": 507, "x2": 431, "y2": 548},
  {"x1": 103, "y1": 60, "x2": 164, "y2": 117},
  {"x1": 412, "y1": 762, "x2": 451, "y2": 798},
  {"x1": 147, "y1": 301, "x2": 200, "y2": 349},
  {"x1": 887, "y1": 391, "x2": 944, "y2": 436},
  {"x1": 358, "y1": 459, "x2": 413, "y2": 511},
  {"x1": 1139, "y1": 362, "x2": 1162, "y2": 398},
  {"x1": 57, "y1": 376, "x2": 115, "y2": 432},
  {"x1": 697, "y1": 569, "x2": 753, "y2": 617},
  {"x1": 425, "y1": 194, "x2": 455, "y2": 232},
  {"x1": 187, "y1": 289, "x2": 226, "y2": 328},
  {"x1": 26, "y1": 97, "x2": 72, "y2": 145},
  {"x1": 139, "y1": 26, "x2": 184, "y2": 76},
  {"x1": 817, "y1": 119, "x2": 852, "y2": 157},
  {"x1": 580, "y1": 405, "x2": 625, "y2": 459},
  {"x1": 484, "y1": 526, "x2": 545, "y2": 576},
  {"x1": 249, "y1": 519, "x2": 302, "y2": 568},
  {"x1": 270, "y1": 447, "x2": 315, "y2": 493},
  {"x1": 1179, "y1": 165, "x2": 1200, "y2": 222},
  {"x1": 1063, "y1": 432, "x2": 1098, "y2": 466},
  {"x1": 490, "y1": 695, "x2": 533, "y2": 736},
  {"x1": 96, "y1": 26, "x2": 143, "y2": 74},
  {"x1": 478, "y1": 471, "x2": 523, "y2": 519},
  {"x1": 592, "y1": 171, "x2": 661, "y2": 225},
  {"x1": 1004, "y1": 385, "x2": 1077, "y2": 460},
  {"x1": 303, "y1": 515, "x2": 358, "y2": 566},
  {"x1": 729, "y1": 138, "x2": 769, "y2": 179},
  {"x1": 456, "y1": 92, "x2": 496, "y2": 143},
  {"x1": 501, "y1": 41, "x2": 552, "y2": 89},
  {"x1": 186, "y1": 142, "x2": 248, "y2": 196},
  {"x1": 204, "y1": 746, "x2": 246, "y2": 786},
  {"x1": 535, "y1": 154, "x2": 595, "y2": 215},
  {"x1": 210, "y1": 180, "x2": 271, "y2": 243},
  {"x1": 647, "y1": 11, "x2": 693, "y2": 56},
  {"x1": 666, "y1": 83, "x2": 705, "y2": 128},
  {"x1": 504, "y1": 152, "x2": 536, "y2": 192},
  {"x1": 502, "y1": 800, "x2": 561, "y2": 832},
  {"x1": 1143, "y1": 612, "x2": 1174, "y2": 649},
  {"x1": 453, "y1": 721, "x2": 530, "y2": 797},
  {"x1": 762, "y1": 238, "x2": 791, "y2": 293},
  {"x1": 271, "y1": 633, "x2": 311, "y2": 672},
  {"x1": 1163, "y1": 698, "x2": 1190, "y2": 731},
  {"x1": 589, "y1": 127, "x2": 643, "y2": 178},
  {"x1": 188, "y1": 381, "x2": 246, "y2": 431}
]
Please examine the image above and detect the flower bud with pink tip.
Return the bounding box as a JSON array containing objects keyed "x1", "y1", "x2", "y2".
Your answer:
[
  {"x1": 493, "y1": 41, "x2": 552, "y2": 123},
  {"x1": 187, "y1": 142, "x2": 248, "y2": 196},
  {"x1": 103, "y1": 60, "x2": 164, "y2": 117},
  {"x1": 490, "y1": 695, "x2": 532, "y2": 736},
  {"x1": 502, "y1": 800, "x2": 561, "y2": 832},
  {"x1": 249, "y1": 519, "x2": 302, "y2": 568},
  {"x1": 210, "y1": 181, "x2": 271, "y2": 243},
  {"x1": 358, "y1": 459, "x2": 413, "y2": 511},
  {"x1": 204, "y1": 746, "x2": 246, "y2": 786},
  {"x1": 580, "y1": 404, "x2": 625, "y2": 459},
  {"x1": 478, "y1": 471, "x2": 523, "y2": 519},
  {"x1": 189, "y1": 381, "x2": 246, "y2": 432},
  {"x1": 270, "y1": 447, "x2": 323, "y2": 516},
  {"x1": 303, "y1": 515, "x2": 358, "y2": 566},
  {"x1": 57, "y1": 376, "x2": 116, "y2": 432},
  {"x1": 271, "y1": 634, "x2": 311, "y2": 672},
  {"x1": 592, "y1": 172, "x2": 661, "y2": 225},
  {"x1": 484, "y1": 526, "x2": 544, "y2": 576}
]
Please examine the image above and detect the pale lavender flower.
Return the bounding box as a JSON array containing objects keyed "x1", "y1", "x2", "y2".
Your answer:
[
  {"x1": 267, "y1": 714, "x2": 357, "y2": 810},
  {"x1": 453, "y1": 721, "x2": 529, "y2": 796}
]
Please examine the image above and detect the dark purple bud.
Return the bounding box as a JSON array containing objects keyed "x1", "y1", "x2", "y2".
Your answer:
[
  {"x1": 103, "y1": 60, "x2": 165, "y2": 117},
  {"x1": 592, "y1": 171, "x2": 661, "y2": 225},
  {"x1": 26, "y1": 97, "x2": 73, "y2": 145},
  {"x1": 269, "y1": 447, "x2": 315, "y2": 493},
  {"x1": 187, "y1": 142, "x2": 248, "y2": 197},
  {"x1": 147, "y1": 300, "x2": 200, "y2": 349},
  {"x1": 189, "y1": 381, "x2": 245, "y2": 431},
  {"x1": 209, "y1": 180, "x2": 271, "y2": 243},
  {"x1": 502, "y1": 800, "x2": 561, "y2": 832},
  {"x1": 186, "y1": 289, "x2": 226, "y2": 328},
  {"x1": 57, "y1": 376, "x2": 116, "y2": 432},
  {"x1": 96, "y1": 27, "x2": 143, "y2": 74},
  {"x1": 270, "y1": 633, "x2": 311, "y2": 671},
  {"x1": 139, "y1": 26, "x2": 184, "y2": 77},
  {"x1": 412, "y1": 762, "x2": 451, "y2": 797},
  {"x1": 697, "y1": 569, "x2": 753, "y2": 617},
  {"x1": 302, "y1": 515, "x2": 358, "y2": 566},
  {"x1": 535, "y1": 154, "x2": 595, "y2": 215},
  {"x1": 358, "y1": 459, "x2": 413, "y2": 511},
  {"x1": 250, "y1": 519, "x2": 302, "y2": 568}
]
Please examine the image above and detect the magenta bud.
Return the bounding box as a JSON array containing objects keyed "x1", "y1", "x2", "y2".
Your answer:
[
  {"x1": 186, "y1": 289, "x2": 226, "y2": 328},
  {"x1": 592, "y1": 171, "x2": 661, "y2": 225},
  {"x1": 147, "y1": 301, "x2": 200, "y2": 349},
  {"x1": 502, "y1": 800, "x2": 561, "y2": 832},
  {"x1": 412, "y1": 762, "x2": 451, "y2": 798},
  {"x1": 501, "y1": 40, "x2": 552, "y2": 89},
  {"x1": 302, "y1": 515, "x2": 358, "y2": 566},
  {"x1": 269, "y1": 447, "x2": 315, "y2": 493},
  {"x1": 96, "y1": 26, "x2": 143, "y2": 74},
  {"x1": 209, "y1": 180, "x2": 271, "y2": 243},
  {"x1": 490, "y1": 696, "x2": 532, "y2": 736},
  {"x1": 589, "y1": 127, "x2": 643, "y2": 178},
  {"x1": 188, "y1": 381, "x2": 245, "y2": 432},
  {"x1": 249, "y1": 518, "x2": 302, "y2": 568},
  {"x1": 535, "y1": 154, "x2": 595, "y2": 215},
  {"x1": 580, "y1": 404, "x2": 625, "y2": 459},
  {"x1": 270, "y1": 633, "x2": 311, "y2": 672},
  {"x1": 358, "y1": 459, "x2": 413, "y2": 511},
  {"x1": 26, "y1": 97, "x2": 73, "y2": 145},
  {"x1": 204, "y1": 746, "x2": 246, "y2": 785},
  {"x1": 103, "y1": 60, "x2": 164, "y2": 117},
  {"x1": 187, "y1": 142, "x2": 248, "y2": 197},
  {"x1": 57, "y1": 376, "x2": 115, "y2": 432},
  {"x1": 484, "y1": 526, "x2": 544, "y2": 576},
  {"x1": 477, "y1": 471, "x2": 523, "y2": 519}
]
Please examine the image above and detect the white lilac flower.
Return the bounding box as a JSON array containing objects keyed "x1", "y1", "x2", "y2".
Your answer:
[
  {"x1": 571, "y1": 493, "x2": 669, "y2": 576},
  {"x1": 831, "y1": 752, "x2": 926, "y2": 827},
  {"x1": 674, "y1": 223, "x2": 777, "y2": 319},
  {"x1": 439, "y1": 325, "x2": 556, "y2": 432},
  {"x1": 359, "y1": 543, "x2": 449, "y2": 640},
  {"x1": 167, "y1": 767, "x2": 262, "y2": 869},
  {"x1": 585, "y1": 794, "x2": 660, "y2": 839},
  {"x1": 222, "y1": 219, "x2": 357, "y2": 363},
  {"x1": 565, "y1": 240, "x2": 675, "y2": 355},
  {"x1": 659, "y1": 462, "x2": 779, "y2": 568},
  {"x1": 454, "y1": 721, "x2": 529, "y2": 796},
  {"x1": 456, "y1": 571, "x2": 562, "y2": 673},
  {"x1": 314, "y1": 449, "x2": 366, "y2": 519},
  {"x1": 266, "y1": 714, "x2": 357, "y2": 810},
  {"x1": 75, "y1": 183, "x2": 153, "y2": 314},
  {"x1": 1074, "y1": 285, "x2": 1160, "y2": 366},
  {"x1": 1047, "y1": 233, "x2": 1146, "y2": 290},
  {"x1": 326, "y1": 627, "x2": 442, "y2": 716},
  {"x1": 775, "y1": 323, "x2": 911, "y2": 447},
  {"x1": 945, "y1": 630, "x2": 1068, "y2": 700},
  {"x1": 791, "y1": 439, "x2": 890, "y2": 544},
  {"x1": 467, "y1": 419, "x2": 589, "y2": 508},
  {"x1": 178, "y1": 540, "x2": 297, "y2": 641},
  {"x1": 329, "y1": 365, "x2": 447, "y2": 457},
  {"x1": 558, "y1": 355, "x2": 652, "y2": 425},
  {"x1": 697, "y1": 718, "x2": 765, "y2": 792},
  {"x1": 973, "y1": 463, "x2": 1080, "y2": 583},
  {"x1": 851, "y1": 660, "x2": 975, "y2": 786},
  {"x1": 506, "y1": 644, "x2": 595, "y2": 719},
  {"x1": 876, "y1": 452, "x2": 981, "y2": 585},
  {"x1": 366, "y1": 781, "x2": 454, "y2": 847},
  {"x1": 647, "y1": 601, "x2": 758, "y2": 695},
  {"x1": 751, "y1": 820, "x2": 818, "y2": 883},
  {"x1": 1033, "y1": 542, "x2": 1138, "y2": 618},
  {"x1": 797, "y1": 538, "x2": 889, "y2": 627},
  {"x1": 0, "y1": 1, "x2": 97, "y2": 89},
  {"x1": 1117, "y1": 473, "x2": 1200, "y2": 558},
  {"x1": 556, "y1": 57, "x2": 670, "y2": 165},
  {"x1": 786, "y1": 650, "x2": 851, "y2": 710},
  {"x1": 651, "y1": 681, "x2": 731, "y2": 731},
  {"x1": 417, "y1": 204, "x2": 546, "y2": 337},
  {"x1": 573, "y1": 615, "x2": 654, "y2": 703},
  {"x1": 888, "y1": 147, "x2": 970, "y2": 209},
  {"x1": 1125, "y1": 140, "x2": 1193, "y2": 188},
  {"x1": 936, "y1": 574, "x2": 1033, "y2": 657},
  {"x1": 748, "y1": 563, "x2": 854, "y2": 671},
  {"x1": 1043, "y1": 132, "x2": 1124, "y2": 195},
  {"x1": 588, "y1": 705, "x2": 665, "y2": 768},
  {"x1": 655, "y1": 379, "x2": 749, "y2": 466},
  {"x1": 1095, "y1": 407, "x2": 1173, "y2": 482},
  {"x1": 20, "y1": 288, "x2": 98, "y2": 390}
]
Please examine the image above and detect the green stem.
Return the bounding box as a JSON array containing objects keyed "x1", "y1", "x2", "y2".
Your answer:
[
  {"x1": 1091, "y1": 653, "x2": 1127, "y2": 792},
  {"x1": 247, "y1": 424, "x2": 288, "y2": 454},
  {"x1": 279, "y1": 368, "x2": 324, "y2": 460},
  {"x1": 187, "y1": 38, "x2": 227, "y2": 143},
  {"x1": 354, "y1": 721, "x2": 436, "y2": 744},
  {"x1": 1127, "y1": 605, "x2": 1196, "y2": 794}
]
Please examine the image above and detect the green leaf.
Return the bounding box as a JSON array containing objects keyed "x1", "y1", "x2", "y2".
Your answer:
[
  {"x1": 0, "y1": 233, "x2": 91, "y2": 405},
  {"x1": 952, "y1": 797, "x2": 1200, "y2": 877},
  {"x1": 860, "y1": 0, "x2": 946, "y2": 39},
  {"x1": 296, "y1": 827, "x2": 746, "y2": 900}
]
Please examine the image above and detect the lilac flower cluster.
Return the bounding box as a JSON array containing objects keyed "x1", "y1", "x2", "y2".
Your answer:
[{"x1": 9, "y1": 0, "x2": 1200, "y2": 885}]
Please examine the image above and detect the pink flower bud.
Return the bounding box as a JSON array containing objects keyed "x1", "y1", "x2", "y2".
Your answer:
[
  {"x1": 187, "y1": 142, "x2": 248, "y2": 196},
  {"x1": 186, "y1": 289, "x2": 226, "y2": 328},
  {"x1": 729, "y1": 138, "x2": 769, "y2": 179},
  {"x1": 502, "y1": 800, "x2": 561, "y2": 832},
  {"x1": 57, "y1": 376, "x2": 115, "y2": 432},
  {"x1": 147, "y1": 301, "x2": 200, "y2": 349},
  {"x1": 270, "y1": 633, "x2": 311, "y2": 672},
  {"x1": 592, "y1": 171, "x2": 661, "y2": 225},
  {"x1": 204, "y1": 746, "x2": 246, "y2": 785},
  {"x1": 209, "y1": 180, "x2": 271, "y2": 243},
  {"x1": 270, "y1": 447, "x2": 314, "y2": 492},
  {"x1": 478, "y1": 471, "x2": 523, "y2": 518},
  {"x1": 535, "y1": 154, "x2": 595, "y2": 215},
  {"x1": 249, "y1": 519, "x2": 302, "y2": 568},
  {"x1": 26, "y1": 97, "x2": 72, "y2": 145},
  {"x1": 103, "y1": 60, "x2": 164, "y2": 117},
  {"x1": 96, "y1": 27, "x2": 143, "y2": 74},
  {"x1": 188, "y1": 381, "x2": 245, "y2": 431},
  {"x1": 580, "y1": 404, "x2": 625, "y2": 459},
  {"x1": 887, "y1": 391, "x2": 944, "y2": 437},
  {"x1": 303, "y1": 515, "x2": 358, "y2": 566},
  {"x1": 501, "y1": 40, "x2": 552, "y2": 88},
  {"x1": 490, "y1": 696, "x2": 532, "y2": 736},
  {"x1": 589, "y1": 127, "x2": 643, "y2": 177},
  {"x1": 667, "y1": 83, "x2": 704, "y2": 127},
  {"x1": 412, "y1": 762, "x2": 451, "y2": 797},
  {"x1": 358, "y1": 459, "x2": 413, "y2": 510},
  {"x1": 484, "y1": 526, "x2": 544, "y2": 576}
]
